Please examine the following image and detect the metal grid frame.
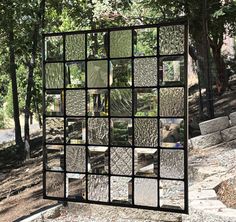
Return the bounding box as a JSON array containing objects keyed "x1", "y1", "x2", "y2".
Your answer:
[{"x1": 42, "y1": 20, "x2": 189, "y2": 214}]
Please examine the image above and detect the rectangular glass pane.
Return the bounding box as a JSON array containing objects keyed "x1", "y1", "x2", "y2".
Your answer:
[
  {"x1": 46, "y1": 118, "x2": 64, "y2": 144},
  {"x1": 45, "y1": 63, "x2": 64, "y2": 89},
  {"x1": 46, "y1": 171, "x2": 64, "y2": 198},
  {"x1": 45, "y1": 90, "x2": 64, "y2": 116},
  {"x1": 66, "y1": 34, "x2": 85, "y2": 60},
  {"x1": 46, "y1": 145, "x2": 64, "y2": 171},
  {"x1": 66, "y1": 62, "x2": 85, "y2": 88},
  {"x1": 45, "y1": 36, "x2": 63, "y2": 61}
]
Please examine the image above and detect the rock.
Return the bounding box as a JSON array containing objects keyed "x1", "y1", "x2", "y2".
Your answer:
[
  {"x1": 199, "y1": 116, "x2": 229, "y2": 135},
  {"x1": 190, "y1": 131, "x2": 222, "y2": 149},
  {"x1": 221, "y1": 125, "x2": 236, "y2": 142},
  {"x1": 229, "y1": 111, "x2": 236, "y2": 126}
]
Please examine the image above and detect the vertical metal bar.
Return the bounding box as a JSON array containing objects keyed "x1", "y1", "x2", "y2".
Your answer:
[{"x1": 85, "y1": 33, "x2": 88, "y2": 201}]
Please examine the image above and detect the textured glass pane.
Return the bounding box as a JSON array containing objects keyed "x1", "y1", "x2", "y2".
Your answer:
[
  {"x1": 66, "y1": 62, "x2": 85, "y2": 88},
  {"x1": 87, "y1": 89, "x2": 108, "y2": 116},
  {"x1": 66, "y1": 118, "x2": 86, "y2": 144},
  {"x1": 110, "y1": 30, "x2": 132, "y2": 58},
  {"x1": 87, "y1": 32, "x2": 107, "y2": 59},
  {"x1": 110, "y1": 59, "x2": 132, "y2": 87},
  {"x1": 160, "y1": 180, "x2": 184, "y2": 209},
  {"x1": 134, "y1": 88, "x2": 157, "y2": 116},
  {"x1": 111, "y1": 118, "x2": 132, "y2": 146},
  {"x1": 134, "y1": 58, "x2": 157, "y2": 87},
  {"x1": 66, "y1": 90, "x2": 85, "y2": 116},
  {"x1": 134, "y1": 148, "x2": 158, "y2": 177},
  {"x1": 134, "y1": 178, "x2": 157, "y2": 207},
  {"x1": 46, "y1": 172, "x2": 64, "y2": 198},
  {"x1": 160, "y1": 149, "x2": 184, "y2": 179},
  {"x1": 159, "y1": 25, "x2": 184, "y2": 55},
  {"x1": 46, "y1": 118, "x2": 64, "y2": 143},
  {"x1": 160, "y1": 118, "x2": 184, "y2": 148},
  {"x1": 160, "y1": 88, "x2": 184, "y2": 117},
  {"x1": 88, "y1": 146, "x2": 108, "y2": 174},
  {"x1": 66, "y1": 34, "x2": 85, "y2": 60},
  {"x1": 110, "y1": 147, "x2": 132, "y2": 175},
  {"x1": 67, "y1": 173, "x2": 86, "y2": 200},
  {"x1": 88, "y1": 175, "x2": 109, "y2": 202},
  {"x1": 88, "y1": 118, "x2": 109, "y2": 145},
  {"x1": 66, "y1": 146, "x2": 86, "y2": 172},
  {"x1": 110, "y1": 89, "x2": 132, "y2": 116},
  {"x1": 111, "y1": 176, "x2": 132, "y2": 204},
  {"x1": 45, "y1": 63, "x2": 64, "y2": 89},
  {"x1": 45, "y1": 36, "x2": 63, "y2": 61},
  {"x1": 135, "y1": 28, "x2": 157, "y2": 56},
  {"x1": 87, "y1": 60, "x2": 108, "y2": 88},
  {"x1": 46, "y1": 145, "x2": 64, "y2": 171},
  {"x1": 45, "y1": 90, "x2": 63, "y2": 116}
]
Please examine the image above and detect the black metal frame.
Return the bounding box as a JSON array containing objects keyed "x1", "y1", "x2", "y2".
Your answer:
[{"x1": 42, "y1": 20, "x2": 189, "y2": 214}]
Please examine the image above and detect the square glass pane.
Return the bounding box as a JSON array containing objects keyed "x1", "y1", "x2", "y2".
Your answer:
[
  {"x1": 66, "y1": 34, "x2": 85, "y2": 60},
  {"x1": 160, "y1": 88, "x2": 184, "y2": 117},
  {"x1": 87, "y1": 89, "x2": 108, "y2": 116},
  {"x1": 111, "y1": 176, "x2": 132, "y2": 204},
  {"x1": 45, "y1": 36, "x2": 63, "y2": 61},
  {"x1": 66, "y1": 118, "x2": 86, "y2": 144},
  {"x1": 66, "y1": 173, "x2": 86, "y2": 200},
  {"x1": 110, "y1": 147, "x2": 132, "y2": 175},
  {"x1": 88, "y1": 118, "x2": 109, "y2": 145},
  {"x1": 66, "y1": 146, "x2": 86, "y2": 172},
  {"x1": 134, "y1": 88, "x2": 157, "y2": 116},
  {"x1": 87, "y1": 60, "x2": 108, "y2": 88},
  {"x1": 46, "y1": 171, "x2": 64, "y2": 198},
  {"x1": 46, "y1": 118, "x2": 64, "y2": 144},
  {"x1": 160, "y1": 118, "x2": 184, "y2": 148},
  {"x1": 134, "y1": 178, "x2": 157, "y2": 207},
  {"x1": 87, "y1": 32, "x2": 107, "y2": 59},
  {"x1": 110, "y1": 59, "x2": 132, "y2": 87},
  {"x1": 160, "y1": 149, "x2": 184, "y2": 179},
  {"x1": 160, "y1": 56, "x2": 184, "y2": 86},
  {"x1": 134, "y1": 28, "x2": 157, "y2": 56},
  {"x1": 66, "y1": 62, "x2": 85, "y2": 88},
  {"x1": 110, "y1": 30, "x2": 132, "y2": 58},
  {"x1": 135, "y1": 148, "x2": 158, "y2": 177},
  {"x1": 45, "y1": 63, "x2": 64, "y2": 89},
  {"x1": 134, "y1": 118, "x2": 158, "y2": 147},
  {"x1": 134, "y1": 57, "x2": 157, "y2": 87},
  {"x1": 111, "y1": 118, "x2": 132, "y2": 146},
  {"x1": 159, "y1": 25, "x2": 185, "y2": 55},
  {"x1": 66, "y1": 90, "x2": 85, "y2": 116},
  {"x1": 88, "y1": 175, "x2": 109, "y2": 202},
  {"x1": 110, "y1": 89, "x2": 132, "y2": 116},
  {"x1": 46, "y1": 145, "x2": 64, "y2": 171},
  {"x1": 88, "y1": 146, "x2": 108, "y2": 174},
  {"x1": 45, "y1": 90, "x2": 64, "y2": 116},
  {"x1": 160, "y1": 180, "x2": 184, "y2": 210}
]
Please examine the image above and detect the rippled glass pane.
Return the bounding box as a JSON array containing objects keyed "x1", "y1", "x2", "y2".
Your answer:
[
  {"x1": 160, "y1": 88, "x2": 184, "y2": 117},
  {"x1": 46, "y1": 118, "x2": 64, "y2": 144},
  {"x1": 45, "y1": 63, "x2": 64, "y2": 89},
  {"x1": 45, "y1": 90, "x2": 64, "y2": 116},
  {"x1": 66, "y1": 34, "x2": 85, "y2": 60},
  {"x1": 66, "y1": 62, "x2": 85, "y2": 88},
  {"x1": 46, "y1": 145, "x2": 64, "y2": 171},
  {"x1": 46, "y1": 171, "x2": 64, "y2": 198},
  {"x1": 67, "y1": 173, "x2": 86, "y2": 200},
  {"x1": 110, "y1": 30, "x2": 132, "y2": 58},
  {"x1": 45, "y1": 36, "x2": 63, "y2": 61},
  {"x1": 66, "y1": 90, "x2": 85, "y2": 116}
]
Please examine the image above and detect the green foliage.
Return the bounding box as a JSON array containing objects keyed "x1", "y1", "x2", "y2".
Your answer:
[{"x1": 5, "y1": 84, "x2": 14, "y2": 118}]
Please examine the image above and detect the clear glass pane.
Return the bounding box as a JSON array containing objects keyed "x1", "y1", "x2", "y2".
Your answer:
[
  {"x1": 88, "y1": 146, "x2": 108, "y2": 174},
  {"x1": 111, "y1": 176, "x2": 132, "y2": 204},
  {"x1": 110, "y1": 89, "x2": 132, "y2": 116},
  {"x1": 66, "y1": 118, "x2": 86, "y2": 144},
  {"x1": 160, "y1": 149, "x2": 184, "y2": 179},
  {"x1": 45, "y1": 90, "x2": 64, "y2": 116},
  {"x1": 45, "y1": 36, "x2": 63, "y2": 61},
  {"x1": 88, "y1": 118, "x2": 109, "y2": 145},
  {"x1": 46, "y1": 171, "x2": 64, "y2": 198},
  {"x1": 111, "y1": 118, "x2": 132, "y2": 146},
  {"x1": 66, "y1": 34, "x2": 85, "y2": 60},
  {"x1": 134, "y1": 88, "x2": 157, "y2": 117},
  {"x1": 160, "y1": 88, "x2": 184, "y2": 117},
  {"x1": 134, "y1": 148, "x2": 158, "y2": 177},
  {"x1": 45, "y1": 63, "x2": 64, "y2": 89},
  {"x1": 110, "y1": 59, "x2": 132, "y2": 87},
  {"x1": 110, "y1": 147, "x2": 132, "y2": 175},
  {"x1": 66, "y1": 62, "x2": 85, "y2": 88},
  {"x1": 46, "y1": 118, "x2": 64, "y2": 144},
  {"x1": 160, "y1": 118, "x2": 184, "y2": 148},
  {"x1": 46, "y1": 145, "x2": 64, "y2": 171},
  {"x1": 159, "y1": 25, "x2": 185, "y2": 55},
  {"x1": 66, "y1": 90, "x2": 86, "y2": 116},
  {"x1": 87, "y1": 60, "x2": 108, "y2": 88},
  {"x1": 87, "y1": 89, "x2": 108, "y2": 116},
  {"x1": 66, "y1": 146, "x2": 86, "y2": 172},
  {"x1": 134, "y1": 57, "x2": 157, "y2": 87},
  {"x1": 110, "y1": 30, "x2": 132, "y2": 58}
]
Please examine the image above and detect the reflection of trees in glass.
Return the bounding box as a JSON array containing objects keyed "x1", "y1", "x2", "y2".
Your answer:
[
  {"x1": 45, "y1": 36, "x2": 63, "y2": 61},
  {"x1": 45, "y1": 63, "x2": 64, "y2": 89},
  {"x1": 66, "y1": 62, "x2": 85, "y2": 88}
]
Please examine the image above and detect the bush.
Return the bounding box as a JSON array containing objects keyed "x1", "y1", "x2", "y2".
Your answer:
[{"x1": 0, "y1": 108, "x2": 5, "y2": 128}]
